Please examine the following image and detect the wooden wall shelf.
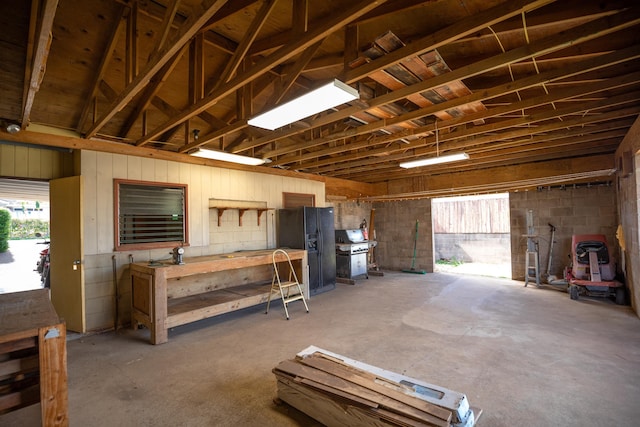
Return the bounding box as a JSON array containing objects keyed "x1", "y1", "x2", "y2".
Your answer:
[
  {"x1": 130, "y1": 249, "x2": 308, "y2": 345},
  {"x1": 211, "y1": 206, "x2": 273, "y2": 226},
  {"x1": 208, "y1": 199, "x2": 272, "y2": 226}
]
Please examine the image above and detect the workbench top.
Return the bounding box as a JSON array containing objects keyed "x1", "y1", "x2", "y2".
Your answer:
[
  {"x1": 0, "y1": 289, "x2": 60, "y2": 342},
  {"x1": 131, "y1": 248, "x2": 307, "y2": 279}
]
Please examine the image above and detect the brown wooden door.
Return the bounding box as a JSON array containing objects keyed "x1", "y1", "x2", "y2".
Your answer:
[{"x1": 50, "y1": 176, "x2": 85, "y2": 333}]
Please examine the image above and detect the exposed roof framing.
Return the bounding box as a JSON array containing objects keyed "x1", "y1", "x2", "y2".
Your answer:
[{"x1": 1, "y1": 0, "x2": 639, "y2": 199}]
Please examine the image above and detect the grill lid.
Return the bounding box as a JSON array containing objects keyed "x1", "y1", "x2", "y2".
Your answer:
[{"x1": 335, "y1": 229, "x2": 366, "y2": 244}]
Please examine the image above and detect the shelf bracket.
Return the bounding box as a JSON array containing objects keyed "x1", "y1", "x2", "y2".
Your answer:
[
  {"x1": 257, "y1": 209, "x2": 268, "y2": 226},
  {"x1": 238, "y1": 209, "x2": 248, "y2": 226},
  {"x1": 217, "y1": 208, "x2": 227, "y2": 226}
]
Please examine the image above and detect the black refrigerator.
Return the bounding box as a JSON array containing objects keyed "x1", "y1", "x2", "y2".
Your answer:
[{"x1": 277, "y1": 207, "x2": 336, "y2": 295}]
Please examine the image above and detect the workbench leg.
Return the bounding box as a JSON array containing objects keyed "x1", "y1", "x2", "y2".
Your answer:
[
  {"x1": 38, "y1": 323, "x2": 68, "y2": 427},
  {"x1": 152, "y1": 273, "x2": 169, "y2": 345}
]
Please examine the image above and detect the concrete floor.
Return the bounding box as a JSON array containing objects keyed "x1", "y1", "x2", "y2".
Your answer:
[{"x1": 3, "y1": 271, "x2": 640, "y2": 426}]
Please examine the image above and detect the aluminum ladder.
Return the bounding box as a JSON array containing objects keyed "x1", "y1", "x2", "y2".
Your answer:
[{"x1": 265, "y1": 249, "x2": 309, "y2": 319}]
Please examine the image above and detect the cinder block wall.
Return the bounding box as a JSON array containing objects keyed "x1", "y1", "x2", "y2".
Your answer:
[
  {"x1": 373, "y1": 200, "x2": 433, "y2": 272},
  {"x1": 331, "y1": 201, "x2": 373, "y2": 230},
  {"x1": 510, "y1": 185, "x2": 618, "y2": 281}
]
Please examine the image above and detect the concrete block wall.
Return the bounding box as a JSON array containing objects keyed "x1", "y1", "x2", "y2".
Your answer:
[
  {"x1": 510, "y1": 184, "x2": 618, "y2": 281},
  {"x1": 373, "y1": 199, "x2": 433, "y2": 272},
  {"x1": 331, "y1": 201, "x2": 373, "y2": 231}
]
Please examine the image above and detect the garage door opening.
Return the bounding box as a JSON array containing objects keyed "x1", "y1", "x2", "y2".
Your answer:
[
  {"x1": 0, "y1": 179, "x2": 50, "y2": 294},
  {"x1": 432, "y1": 193, "x2": 511, "y2": 279}
]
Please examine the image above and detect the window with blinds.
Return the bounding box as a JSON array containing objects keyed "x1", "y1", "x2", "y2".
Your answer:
[{"x1": 114, "y1": 180, "x2": 188, "y2": 250}]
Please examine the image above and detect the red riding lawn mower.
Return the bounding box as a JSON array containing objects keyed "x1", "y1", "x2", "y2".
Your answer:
[{"x1": 565, "y1": 234, "x2": 626, "y2": 305}]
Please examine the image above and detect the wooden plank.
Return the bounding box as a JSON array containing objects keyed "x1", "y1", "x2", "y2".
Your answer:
[
  {"x1": 165, "y1": 283, "x2": 274, "y2": 329},
  {"x1": 299, "y1": 355, "x2": 452, "y2": 423},
  {"x1": 0, "y1": 337, "x2": 37, "y2": 355},
  {"x1": 0, "y1": 384, "x2": 40, "y2": 413},
  {"x1": 0, "y1": 354, "x2": 39, "y2": 377},
  {"x1": 166, "y1": 265, "x2": 272, "y2": 299},
  {"x1": 274, "y1": 360, "x2": 450, "y2": 427},
  {"x1": 276, "y1": 377, "x2": 406, "y2": 427},
  {"x1": 38, "y1": 323, "x2": 68, "y2": 426}
]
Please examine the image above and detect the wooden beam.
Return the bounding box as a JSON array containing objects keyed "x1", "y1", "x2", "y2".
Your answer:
[
  {"x1": 154, "y1": 0, "x2": 182, "y2": 53},
  {"x1": 76, "y1": 4, "x2": 127, "y2": 132},
  {"x1": 266, "y1": 40, "x2": 324, "y2": 107},
  {"x1": 189, "y1": 33, "x2": 205, "y2": 104},
  {"x1": 125, "y1": 1, "x2": 138, "y2": 85},
  {"x1": 373, "y1": 154, "x2": 617, "y2": 201},
  {"x1": 212, "y1": 0, "x2": 278, "y2": 90},
  {"x1": 84, "y1": 0, "x2": 230, "y2": 139},
  {"x1": 258, "y1": 43, "x2": 640, "y2": 160},
  {"x1": 119, "y1": 46, "x2": 187, "y2": 138},
  {"x1": 335, "y1": 105, "x2": 640, "y2": 181},
  {"x1": 234, "y1": 5, "x2": 640, "y2": 153},
  {"x1": 21, "y1": 0, "x2": 59, "y2": 127},
  {"x1": 140, "y1": 0, "x2": 389, "y2": 148}
]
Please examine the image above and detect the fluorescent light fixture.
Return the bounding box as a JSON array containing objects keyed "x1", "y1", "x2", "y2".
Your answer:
[
  {"x1": 248, "y1": 79, "x2": 359, "y2": 130},
  {"x1": 190, "y1": 148, "x2": 266, "y2": 166},
  {"x1": 399, "y1": 152, "x2": 469, "y2": 169}
]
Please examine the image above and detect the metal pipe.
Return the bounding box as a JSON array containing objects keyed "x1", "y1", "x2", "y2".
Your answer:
[{"x1": 112, "y1": 255, "x2": 118, "y2": 331}]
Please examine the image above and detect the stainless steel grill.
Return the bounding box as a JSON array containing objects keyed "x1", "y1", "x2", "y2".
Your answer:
[{"x1": 335, "y1": 229, "x2": 369, "y2": 280}]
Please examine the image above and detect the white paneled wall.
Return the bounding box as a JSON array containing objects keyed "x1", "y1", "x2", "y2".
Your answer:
[{"x1": 81, "y1": 150, "x2": 324, "y2": 331}]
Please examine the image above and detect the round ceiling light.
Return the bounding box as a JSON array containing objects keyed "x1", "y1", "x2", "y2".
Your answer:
[{"x1": 6, "y1": 123, "x2": 21, "y2": 134}]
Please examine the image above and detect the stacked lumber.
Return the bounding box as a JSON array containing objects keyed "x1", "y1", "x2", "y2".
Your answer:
[{"x1": 273, "y1": 347, "x2": 477, "y2": 427}]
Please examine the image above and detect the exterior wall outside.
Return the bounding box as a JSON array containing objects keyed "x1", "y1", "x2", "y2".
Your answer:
[
  {"x1": 615, "y1": 116, "x2": 640, "y2": 316},
  {"x1": 373, "y1": 199, "x2": 433, "y2": 272},
  {"x1": 81, "y1": 150, "x2": 325, "y2": 331},
  {"x1": 509, "y1": 185, "x2": 618, "y2": 282},
  {"x1": 434, "y1": 233, "x2": 510, "y2": 264}
]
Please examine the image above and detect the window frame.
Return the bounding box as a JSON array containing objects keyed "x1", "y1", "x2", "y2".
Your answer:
[{"x1": 113, "y1": 179, "x2": 189, "y2": 251}]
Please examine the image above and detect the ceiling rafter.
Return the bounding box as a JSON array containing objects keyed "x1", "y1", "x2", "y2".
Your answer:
[
  {"x1": 84, "y1": 0, "x2": 230, "y2": 139},
  {"x1": 147, "y1": 0, "x2": 390, "y2": 151},
  {"x1": 236, "y1": 15, "x2": 640, "y2": 158},
  {"x1": 268, "y1": 70, "x2": 640, "y2": 167},
  {"x1": 21, "y1": 0, "x2": 58, "y2": 127},
  {"x1": 323, "y1": 103, "x2": 640, "y2": 179}
]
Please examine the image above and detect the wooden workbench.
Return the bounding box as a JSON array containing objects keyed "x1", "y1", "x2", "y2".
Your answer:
[
  {"x1": 0, "y1": 289, "x2": 68, "y2": 426},
  {"x1": 130, "y1": 249, "x2": 308, "y2": 345}
]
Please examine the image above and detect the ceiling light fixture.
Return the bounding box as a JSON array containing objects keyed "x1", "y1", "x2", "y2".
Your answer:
[
  {"x1": 399, "y1": 120, "x2": 469, "y2": 168},
  {"x1": 248, "y1": 79, "x2": 359, "y2": 130},
  {"x1": 399, "y1": 152, "x2": 470, "y2": 168},
  {"x1": 6, "y1": 123, "x2": 21, "y2": 134},
  {"x1": 190, "y1": 148, "x2": 266, "y2": 166}
]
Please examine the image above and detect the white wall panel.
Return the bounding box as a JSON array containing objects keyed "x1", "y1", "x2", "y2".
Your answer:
[{"x1": 80, "y1": 150, "x2": 324, "y2": 331}]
